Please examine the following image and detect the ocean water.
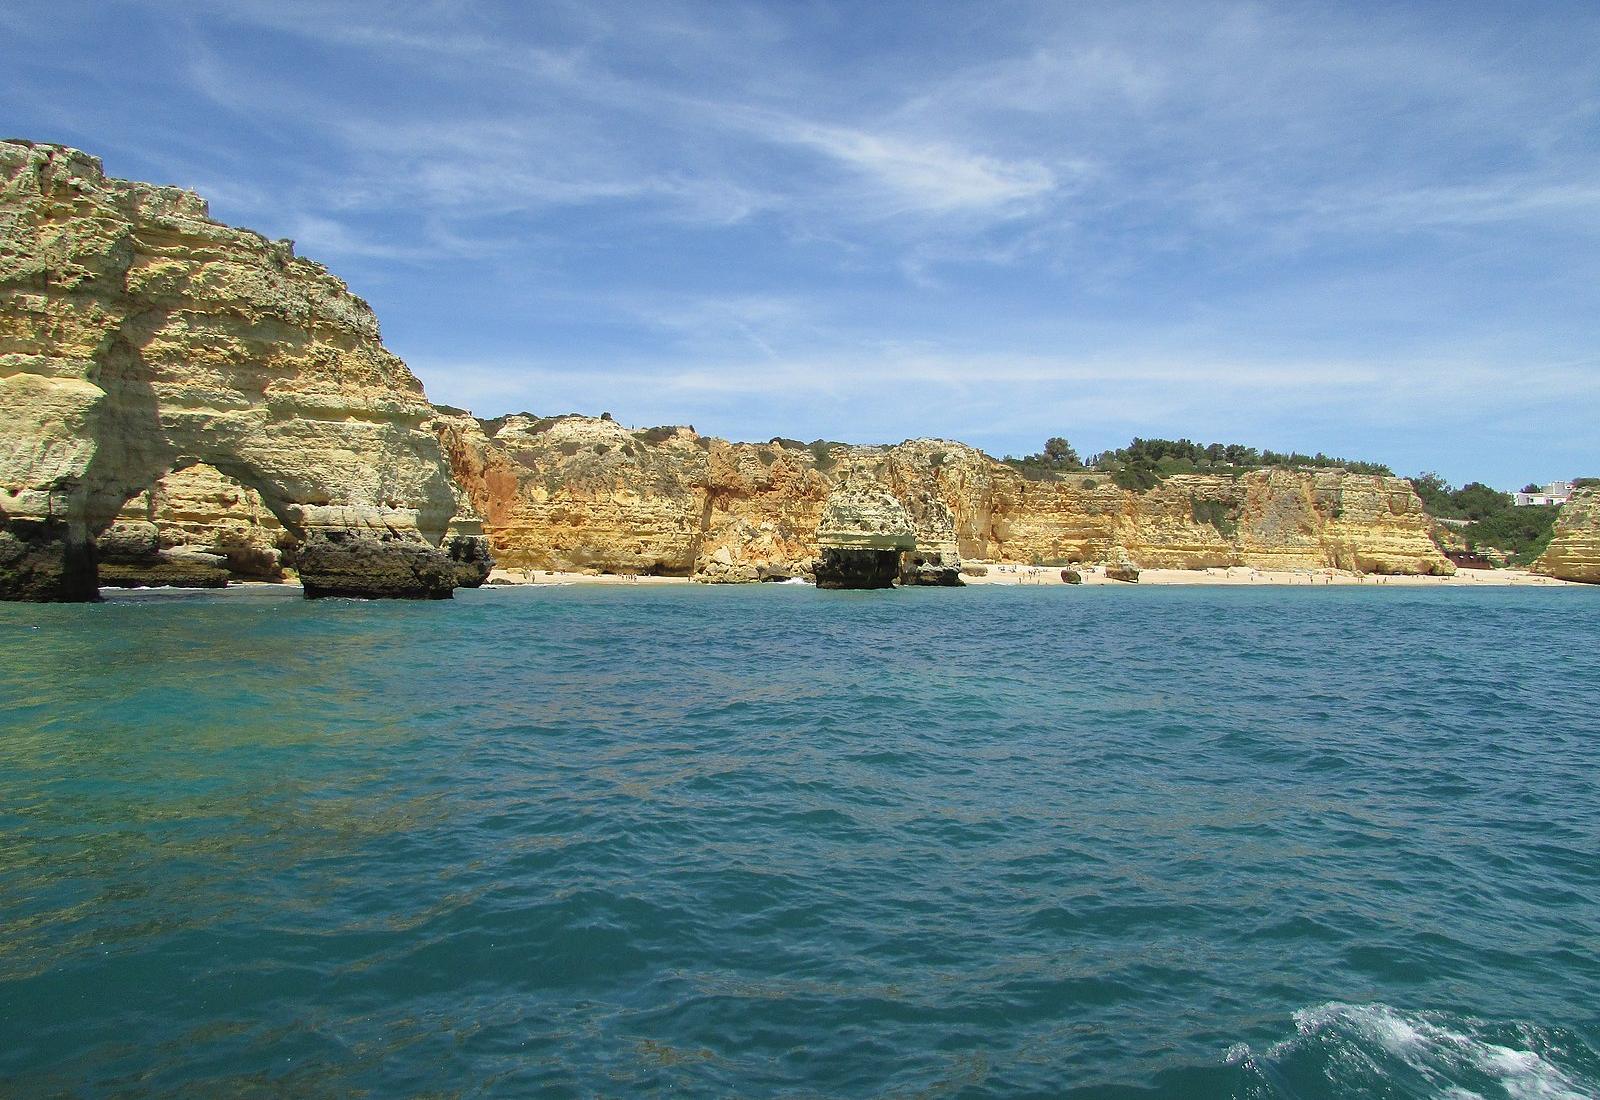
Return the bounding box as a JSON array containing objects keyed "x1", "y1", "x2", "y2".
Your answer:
[{"x1": 1, "y1": 583, "x2": 1597, "y2": 1099}]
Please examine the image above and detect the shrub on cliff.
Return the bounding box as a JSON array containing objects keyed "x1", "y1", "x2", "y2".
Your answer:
[
  {"x1": 1088, "y1": 437, "x2": 1392, "y2": 477},
  {"x1": 1003, "y1": 437, "x2": 1084, "y2": 479},
  {"x1": 1190, "y1": 496, "x2": 1238, "y2": 537},
  {"x1": 1463, "y1": 505, "x2": 1560, "y2": 566},
  {"x1": 1111, "y1": 463, "x2": 1161, "y2": 492},
  {"x1": 809, "y1": 440, "x2": 840, "y2": 471}
]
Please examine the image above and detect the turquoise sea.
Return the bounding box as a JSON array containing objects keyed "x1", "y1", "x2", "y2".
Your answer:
[{"x1": 1, "y1": 584, "x2": 1598, "y2": 1098}]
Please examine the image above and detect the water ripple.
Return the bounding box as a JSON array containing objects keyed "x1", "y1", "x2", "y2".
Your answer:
[{"x1": 0, "y1": 584, "x2": 1597, "y2": 1096}]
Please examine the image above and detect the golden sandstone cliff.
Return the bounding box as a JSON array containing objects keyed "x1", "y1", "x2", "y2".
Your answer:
[
  {"x1": 1, "y1": 143, "x2": 1464, "y2": 596},
  {"x1": 433, "y1": 412, "x2": 1454, "y2": 582},
  {"x1": 0, "y1": 141, "x2": 490, "y2": 600},
  {"x1": 99, "y1": 463, "x2": 288, "y2": 588},
  {"x1": 1534, "y1": 489, "x2": 1600, "y2": 584}
]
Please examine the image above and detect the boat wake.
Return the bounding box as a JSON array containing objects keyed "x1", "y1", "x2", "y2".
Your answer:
[{"x1": 1227, "y1": 1003, "x2": 1600, "y2": 1099}]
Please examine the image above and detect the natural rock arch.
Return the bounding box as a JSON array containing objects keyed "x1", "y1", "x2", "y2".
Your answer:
[
  {"x1": 101, "y1": 461, "x2": 290, "y2": 586},
  {"x1": 0, "y1": 141, "x2": 491, "y2": 600}
]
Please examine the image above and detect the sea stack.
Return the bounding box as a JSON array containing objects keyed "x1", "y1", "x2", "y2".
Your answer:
[
  {"x1": 813, "y1": 484, "x2": 918, "y2": 589},
  {"x1": 0, "y1": 141, "x2": 491, "y2": 600},
  {"x1": 896, "y1": 493, "x2": 964, "y2": 586}
]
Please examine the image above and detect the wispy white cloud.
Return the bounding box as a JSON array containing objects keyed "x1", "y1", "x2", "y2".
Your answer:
[{"x1": 751, "y1": 117, "x2": 1057, "y2": 215}]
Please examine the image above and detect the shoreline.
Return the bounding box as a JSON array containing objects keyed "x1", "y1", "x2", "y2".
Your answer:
[
  {"x1": 478, "y1": 564, "x2": 1576, "y2": 588},
  {"x1": 92, "y1": 565, "x2": 1580, "y2": 596},
  {"x1": 959, "y1": 563, "x2": 1572, "y2": 587}
]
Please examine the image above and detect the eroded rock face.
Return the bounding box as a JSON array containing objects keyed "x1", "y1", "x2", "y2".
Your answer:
[
  {"x1": 1533, "y1": 489, "x2": 1600, "y2": 584},
  {"x1": 815, "y1": 548, "x2": 902, "y2": 590},
  {"x1": 103, "y1": 463, "x2": 288, "y2": 583},
  {"x1": 437, "y1": 415, "x2": 1451, "y2": 580},
  {"x1": 0, "y1": 141, "x2": 490, "y2": 599},
  {"x1": 434, "y1": 411, "x2": 836, "y2": 583},
  {"x1": 813, "y1": 482, "x2": 919, "y2": 589}
]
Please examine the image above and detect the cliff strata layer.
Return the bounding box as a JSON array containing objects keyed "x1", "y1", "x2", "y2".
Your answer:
[
  {"x1": 100, "y1": 463, "x2": 288, "y2": 586},
  {"x1": 0, "y1": 141, "x2": 490, "y2": 599},
  {"x1": 1533, "y1": 489, "x2": 1600, "y2": 584},
  {"x1": 436, "y1": 413, "x2": 1452, "y2": 581}
]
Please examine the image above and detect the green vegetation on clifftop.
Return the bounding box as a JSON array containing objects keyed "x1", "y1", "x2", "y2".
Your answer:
[
  {"x1": 1412, "y1": 473, "x2": 1561, "y2": 565},
  {"x1": 1003, "y1": 436, "x2": 1392, "y2": 485}
]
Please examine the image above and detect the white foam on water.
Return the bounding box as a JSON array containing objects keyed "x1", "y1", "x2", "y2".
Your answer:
[{"x1": 1238, "y1": 1003, "x2": 1598, "y2": 1100}]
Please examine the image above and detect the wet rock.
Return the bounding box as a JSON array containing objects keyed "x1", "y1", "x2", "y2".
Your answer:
[
  {"x1": 813, "y1": 484, "x2": 917, "y2": 590},
  {"x1": 296, "y1": 528, "x2": 459, "y2": 600},
  {"x1": 899, "y1": 550, "x2": 964, "y2": 586},
  {"x1": 815, "y1": 547, "x2": 902, "y2": 590},
  {"x1": 0, "y1": 518, "x2": 98, "y2": 602}
]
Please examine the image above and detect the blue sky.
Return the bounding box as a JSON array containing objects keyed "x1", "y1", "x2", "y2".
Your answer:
[{"x1": 5, "y1": 1, "x2": 1599, "y2": 487}]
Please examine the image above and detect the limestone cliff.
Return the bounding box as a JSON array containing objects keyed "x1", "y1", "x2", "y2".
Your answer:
[
  {"x1": 101, "y1": 463, "x2": 288, "y2": 586},
  {"x1": 435, "y1": 413, "x2": 1452, "y2": 580},
  {"x1": 0, "y1": 141, "x2": 490, "y2": 599},
  {"x1": 62, "y1": 395, "x2": 1448, "y2": 586},
  {"x1": 0, "y1": 141, "x2": 1448, "y2": 596},
  {"x1": 1533, "y1": 489, "x2": 1600, "y2": 584}
]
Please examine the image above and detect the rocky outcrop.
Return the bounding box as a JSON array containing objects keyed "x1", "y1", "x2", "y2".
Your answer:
[
  {"x1": 1533, "y1": 489, "x2": 1600, "y2": 583},
  {"x1": 102, "y1": 463, "x2": 288, "y2": 583},
  {"x1": 433, "y1": 411, "x2": 835, "y2": 583},
  {"x1": 814, "y1": 548, "x2": 901, "y2": 589},
  {"x1": 97, "y1": 530, "x2": 230, "y2": 588},
  {"x1": 435, "y1": 414, "x2": 1451, "y2": 581},
  {"x1": 814, "y1": 482, "x2": 917, "y2": 589},
  {"x1": 0, "y1": 141, "x2": 490, "y2": 599}
]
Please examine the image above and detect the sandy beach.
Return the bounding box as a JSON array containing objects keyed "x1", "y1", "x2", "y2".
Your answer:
[
  {"x1": 484, "y1": 568, "x2": 694, "y2": 587},
  {"x1": 478, "y1": 565, "x2": 1574, "y2": 588},
  {"x1": 958, "y1": 563, "x2": 1572, "y2": 586}
]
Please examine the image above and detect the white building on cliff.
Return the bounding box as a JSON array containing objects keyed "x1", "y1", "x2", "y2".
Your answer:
[{"x1": 1514, "y1": 481, "x2": 1575, "y2": 507}]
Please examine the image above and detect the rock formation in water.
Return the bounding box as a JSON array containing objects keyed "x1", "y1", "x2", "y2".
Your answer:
[
  {"x1": 100, "y1": 463, "x2": 289, "y2": 587},
  {"x1": 435, "y1": 413, "x2": 1452, "y2": 580},
  {"x1": 1533, "y1": 489, "x2": 1600, "y2": 584},
  {"x1": 0, "y1": 141, "x2": 490, "y2": 599},
  {"x1": 813, "y1": 481, "x2": 919, "y2": 589}
]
